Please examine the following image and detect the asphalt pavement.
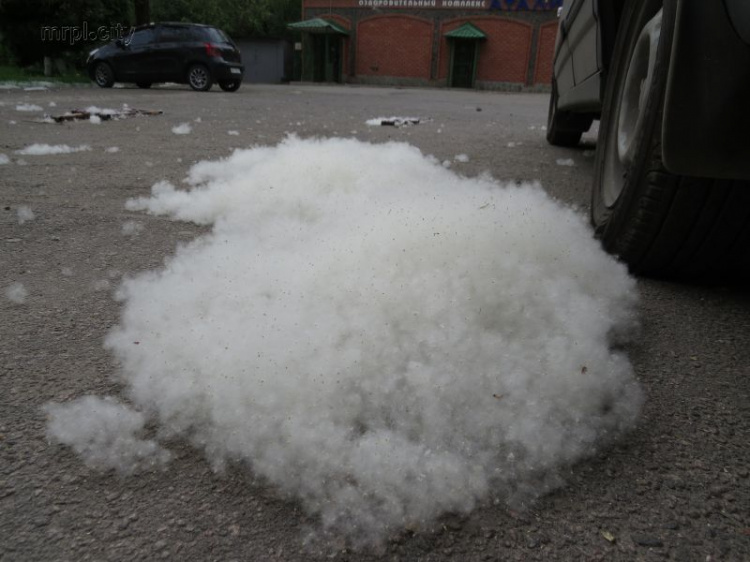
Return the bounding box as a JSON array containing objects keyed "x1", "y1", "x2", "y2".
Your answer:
[{"x1": 1, "y1": 83, "x2": 748, "y2": 561}]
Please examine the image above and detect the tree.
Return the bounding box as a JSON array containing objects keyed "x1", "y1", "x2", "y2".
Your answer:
[
  {"x1": 150, "y1": 0, "x2": 301, "y2": 39},
  {"x1": 0, "y1": 0, "x2": 131, "y2": 67},
  {"x1": 134, "y1": 0, "x2": 150, "y2": 25}
]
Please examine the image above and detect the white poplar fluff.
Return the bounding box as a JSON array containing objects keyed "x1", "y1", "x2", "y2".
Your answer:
[{"x1": 59, "y1": 137, "x2": 642, "y2": 544}]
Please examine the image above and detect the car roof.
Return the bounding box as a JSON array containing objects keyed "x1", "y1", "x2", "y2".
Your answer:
[{"x1": 133, "y1": 22, "x2": 216, "y2": 31}]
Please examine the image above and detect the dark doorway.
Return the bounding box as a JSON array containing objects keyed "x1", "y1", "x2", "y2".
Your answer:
[
  {"x1": 311, "y1": 35, "x2": 342, "y2": 83},
  {"x1": 451, "y1": 39, "x2": 478, "y2": 88}
]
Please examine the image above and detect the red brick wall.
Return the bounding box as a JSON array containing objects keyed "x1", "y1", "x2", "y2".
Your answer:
[
  {"x1": 533, "y1": 21, "x2": 558, "y2": 84},
  {"x1": 356, "y1": 15, "x2": 433, "y2": 79},
  {"x1": 439, "y1": 17, "x2": 532, "y2": 84}
]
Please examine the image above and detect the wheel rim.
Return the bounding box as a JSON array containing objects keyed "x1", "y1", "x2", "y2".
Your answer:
[
  {"x1": 602, "y1": 8, "x2": 663, "y2": 208},
  {"x1": 95, "y1": 64, "x2": 110, "y2": 86},
  {"x1": 189, "y1": 66, "x2": 208, "y2": 89}
]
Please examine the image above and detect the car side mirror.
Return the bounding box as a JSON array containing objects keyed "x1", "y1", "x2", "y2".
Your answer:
[{"x1": 115, "y1": 38, "x2": 125, "y2": 49}]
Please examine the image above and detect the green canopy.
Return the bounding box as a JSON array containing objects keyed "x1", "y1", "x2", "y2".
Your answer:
[
  {"x1": 288, "y1": 18, "x2": 349, "y2": 35},
  {"x1": 444, "y1": 22, "x2": 487, "y2": 40}
]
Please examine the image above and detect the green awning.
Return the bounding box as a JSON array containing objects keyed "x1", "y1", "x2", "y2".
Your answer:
[
  {"x1": 444, "y1": 22, "x2": 487, "y2": 40},
  {"x1": 288, "y1": 18, "x2": 349, "y2": 35}
]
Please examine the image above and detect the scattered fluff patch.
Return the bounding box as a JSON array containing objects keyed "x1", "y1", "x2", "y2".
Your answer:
[
  {"x1": 44, "y1": 396, "x2": 171, "y2": 475},
  {"x1": 556, "y1": 158, "x2": 576, "y2": 167},
  {"x1": 454, "y1": 153, "x2": 469, "y2": 163},
  {"x1": 172, "y1": 123, "x2": 192, "y2": 135},
  {"x1": 89, "y1": 115, "x2": 102, "y2": 124},
  {"x1": 105, "y1": 146, "x2": 120, "y2": 153},
  {"x1": 16, "y1": 144, "x2": 91, "y2": 156},
  {"x1": 84, "y1": 105, "x2": 118, "y2": 115},
  {"x1": 121, "y1": 220, "x2": 143, "y2": 236},
  {"x1": 16, "y1": 103, "x2": 43, "y2": 111},
  {"x1": 5, "y1": 282, "x2": 28, "y2": 304},
  {"x1": 69, "y1": 137, "x2": 640, "y2": 545},
  {"x1": 17, "y1": 205, "x2": 35, "y2": 224},
  {"x1": 0, "y1": 154, "x2": 9, "y2": 165}
]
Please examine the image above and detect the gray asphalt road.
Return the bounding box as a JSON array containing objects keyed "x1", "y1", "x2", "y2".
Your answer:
[{"x1": 1, "y1": 83, "x2": 748, "y2": 561}]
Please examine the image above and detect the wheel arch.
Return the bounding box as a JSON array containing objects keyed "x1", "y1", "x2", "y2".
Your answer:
[
  {"x1": 596, "y1": 0, "x2": 628, "y2": 96},
  {"x1": 595, "y1": 0, "x2": 750, "y2": 181},
  {"x1": 91, "y1": 58, "x2": 118, "y2": 81}
]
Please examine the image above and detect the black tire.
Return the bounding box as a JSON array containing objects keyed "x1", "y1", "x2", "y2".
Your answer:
[
  {"x1": 591, "y1": 0, "x2": 750, "y2": 279},
  {"x1": 136, "y1": 82, "x2": 152, "y2": 89},
  {"x1": 546, "y1": 80, "x2": 591, "y2": 147},
  {"x1": 187, "y1": 64, "x2": 213, "y2": 91},
  {"x1": 93, "y1": 62, "x2": 115, "y2": 88},
  {"x1": 218, "y1": 80, "x2": 241, "y2": 92}
]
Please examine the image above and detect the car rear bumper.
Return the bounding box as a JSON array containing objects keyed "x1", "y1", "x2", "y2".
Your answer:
[{"x1": 211, "y1": 61, "x2": 244, "y2": 81}]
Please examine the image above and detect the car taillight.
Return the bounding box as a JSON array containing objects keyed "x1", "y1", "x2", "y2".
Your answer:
[{"x1": 205, "y1": 43, "x2": 220, "y2": 57}]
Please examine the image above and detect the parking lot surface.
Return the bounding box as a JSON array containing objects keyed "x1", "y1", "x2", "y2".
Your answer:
[{"x1": 1, "y1": 84, "x2": 749, "y2": 561}]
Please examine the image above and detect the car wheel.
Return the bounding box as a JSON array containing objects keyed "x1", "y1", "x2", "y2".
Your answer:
[
  {"x1": 187, "y1": 64, "x2": 213, "y2": 91},
  {"x1": 136, "y1": 82, "x2": 152, "y2": 89},
  {"x1": 546, "y1": 80, "x2": 589, "y2": 147},
  {"x1": 591, "y1": 0, "x2": 750, "y2": 279},
  {"x1": 93, "y1": 62, "x2": 115, "y2": 88},
  {"x1": 218, "y1": 80, "x2": 241, "y2": 92}
]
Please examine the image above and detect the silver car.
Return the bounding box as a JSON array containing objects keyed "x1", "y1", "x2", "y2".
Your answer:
[{"x1": 547, "y1": 0, "x2": 750, "y2": 279}]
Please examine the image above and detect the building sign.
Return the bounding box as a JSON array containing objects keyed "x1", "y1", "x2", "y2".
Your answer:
[
  {"x1": 305, "y1": 0, "x2": 561, "y2": 9},
  {"x1": 354, "y1": 0, "x2": 562, "y2": 8},
  {"x1": 358, "y1": 0, "x2": 485, "y2": 7}
]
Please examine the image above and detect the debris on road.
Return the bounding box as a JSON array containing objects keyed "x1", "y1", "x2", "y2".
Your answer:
[
  {"x1": 366, "y1": 116, "x2": 421, "y2": 127},
  {"x1": 15, "y1": 144, "x2": 91, "y2": 156},
  {"x1": 44, "y1": 107, "x2": 163, "y2": 123}
]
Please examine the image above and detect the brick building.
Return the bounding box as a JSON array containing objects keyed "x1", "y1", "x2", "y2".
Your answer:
[{"x1": 290, "y1": 0, "x2": 562, "y2": 89}]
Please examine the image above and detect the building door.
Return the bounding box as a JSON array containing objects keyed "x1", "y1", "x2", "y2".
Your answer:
[
  {"x1": 311, "y1": 35, "x2": 342, "y2": 83},
  {"x1": 327, "y1": 37, "x2": 341, "y2": 83},
  {"x1": 451, "y1": 40, "x2": 477, "y2": 88},
  {"x1": 312, "y1": 35, "x2": 326, "y2": 82}
]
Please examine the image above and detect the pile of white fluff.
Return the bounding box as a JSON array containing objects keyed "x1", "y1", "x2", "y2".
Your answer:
[{"x1": 46, "y1": 136, "x2": 642, "y2": 545}]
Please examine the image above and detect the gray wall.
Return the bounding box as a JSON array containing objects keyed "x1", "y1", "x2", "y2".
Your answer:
[{"x1": 236, "y1": 39, "x2": 292, "y2": 84}]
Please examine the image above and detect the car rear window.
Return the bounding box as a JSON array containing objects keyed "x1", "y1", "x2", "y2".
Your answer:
[{"x1": 203, "y1": 27, "x2": 230, "y2": 43}]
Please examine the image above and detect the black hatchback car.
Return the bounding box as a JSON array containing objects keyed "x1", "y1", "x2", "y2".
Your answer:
[{"x1": 87, "y1": 23, "x2": 244, "y2": 91}]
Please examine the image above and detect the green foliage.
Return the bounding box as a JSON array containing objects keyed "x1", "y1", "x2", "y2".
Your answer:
[
  {"x1": 151, "y1": 0, "x2": 301, "y2": 39},
  {"x1": 0, "y1": 0, "x2": 302, "y2": 68},
  {"x1": 0, "y1": 0, "x2": 131, "y2": 66},
  {"x1": 0, "y1": 63, "x2": 89, "y2": 82}
]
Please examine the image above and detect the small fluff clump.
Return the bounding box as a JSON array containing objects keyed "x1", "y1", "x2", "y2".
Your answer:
[{"x1": 44, "y1": 396, "x2": 171, "y2": 475}]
